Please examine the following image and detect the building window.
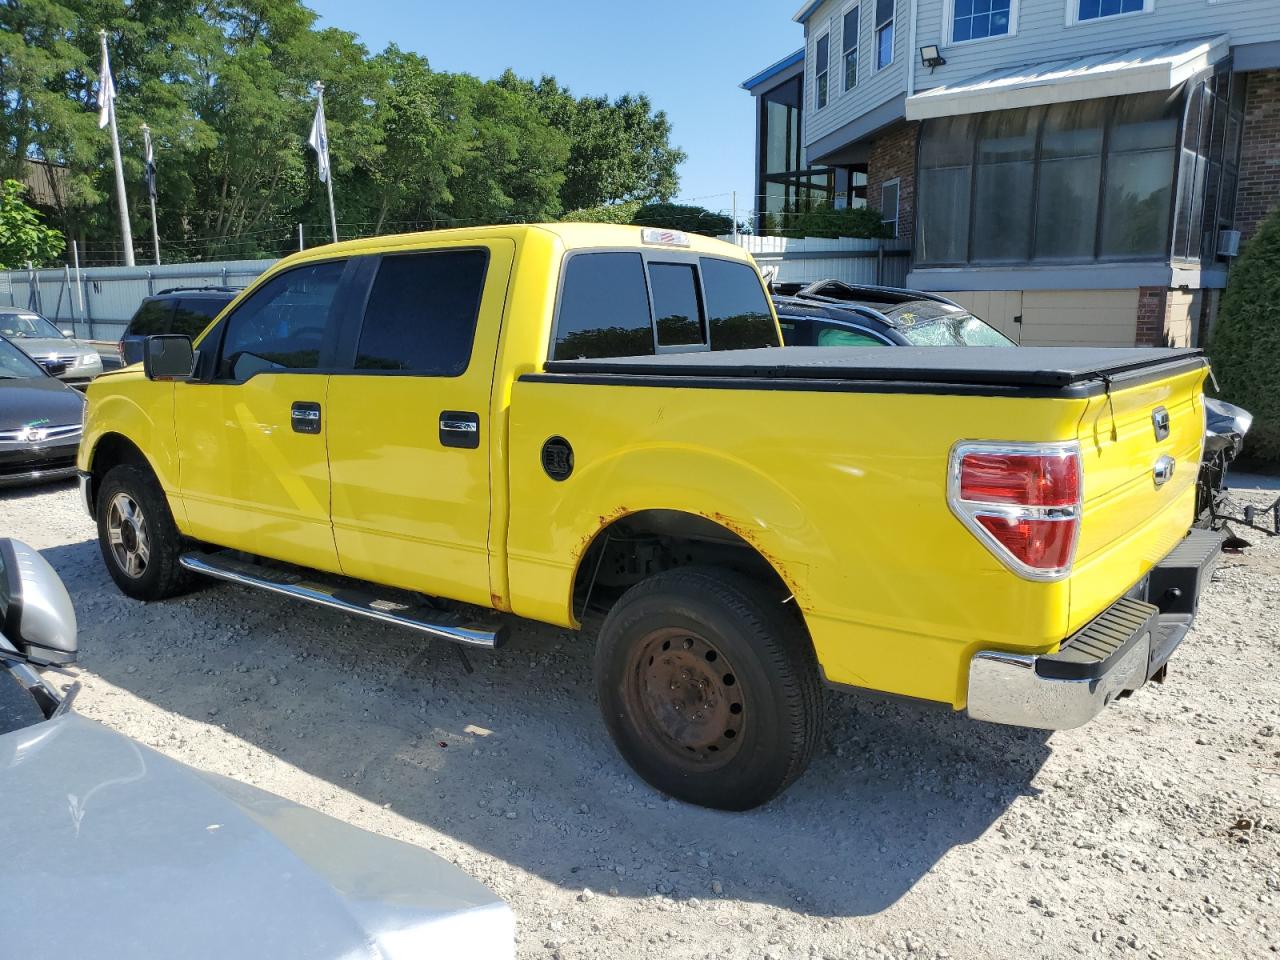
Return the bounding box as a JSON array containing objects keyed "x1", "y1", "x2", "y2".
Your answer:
[
  {"x1": 1073, "y1": 0, "x2": 1149, "y2": 23},
  {"x1": 815, "y1": 33, "x2": 830, "y2": 109},
  {"x1": 875, "y1": 0, "x2": 894, "y2": 70},
  {"x1": 952, "y1": 0, "x2": 1013, "y2": 42},
  {"x1": 915, "y1": 89, "x2": 1193, "y2": 267},
  {"x1": 756, "y1": 74, "x2": 843, "y2": 233},
  {"x1": 881, "y1": 178, "x2": 900, "y2": 237},
  {"x1": 1172, "y1": 65, "x2": 1245, "y2": 264},
  {"x1": 842, "y1": 5, "x2": 860, "y2": 90}
]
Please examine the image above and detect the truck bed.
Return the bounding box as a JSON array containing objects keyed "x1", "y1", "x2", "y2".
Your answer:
[{"x1": 535, "y1": 346, "x2": 1206, "y2": 398}]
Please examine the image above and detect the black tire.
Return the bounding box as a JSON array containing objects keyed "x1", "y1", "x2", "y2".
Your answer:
[
  {"x1": 594, "y1": 566, "x2": 823, "y2": 810},
  {"x1": 96, "y1": 464, "x2": 193, "y2": 601}
]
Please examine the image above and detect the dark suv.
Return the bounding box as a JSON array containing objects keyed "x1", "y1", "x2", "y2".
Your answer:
[{"x1": 118, "y1": 287, "x2": 241, "y2": 366}]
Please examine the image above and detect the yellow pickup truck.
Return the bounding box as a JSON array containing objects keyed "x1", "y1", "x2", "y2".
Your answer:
[{"x1": 78, "y1": 224, "x2": 1220, "y2": 809}]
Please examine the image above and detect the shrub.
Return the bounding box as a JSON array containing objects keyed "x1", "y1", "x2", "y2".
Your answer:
[
  {"x1": 776, "y1": 205, "x2": 891, "y2": 240},
  {"x1": 630, "y1": 203, "x2": 734, "y2": 237},
  {"x1": 1208, "y1": 208, "x2": 1280, "y2": 462}
]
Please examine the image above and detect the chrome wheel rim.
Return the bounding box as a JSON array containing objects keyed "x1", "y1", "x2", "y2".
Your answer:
[{"x1": 106, "y1": 492, "x2": 150, "y2": 579}]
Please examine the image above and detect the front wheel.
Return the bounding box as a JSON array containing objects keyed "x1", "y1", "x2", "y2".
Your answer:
[
  {"x1": 594, "y1": 566, "x2": 823, "y2": 810},
  {"x1": 96, "y1": 464, "x2": 193, "y2": 601}
]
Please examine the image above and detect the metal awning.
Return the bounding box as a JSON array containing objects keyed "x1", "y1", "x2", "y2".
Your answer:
[{"x1": 905, "y1": 35, "x2": 1229, "y2": 120}]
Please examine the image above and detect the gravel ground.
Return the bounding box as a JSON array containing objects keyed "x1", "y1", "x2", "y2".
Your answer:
[{"x1": 2, "y1": 477, "x2": 1277, "y2": 960}]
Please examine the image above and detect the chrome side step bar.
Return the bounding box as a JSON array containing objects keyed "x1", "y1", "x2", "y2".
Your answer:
[{"x1": 179, "y1": 551, "x2": 506, "y2": 649}]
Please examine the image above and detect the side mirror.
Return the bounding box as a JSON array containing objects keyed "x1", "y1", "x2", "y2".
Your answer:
[
  {"x1": 61, "y1": 328, "x2": 75, "y2": 338},
  {"x1": 0, "y1": 539, "x2": 77, "y2": 666},
  {"x1": 143, "y1": 335, "x2": 195, "y2": 381}
]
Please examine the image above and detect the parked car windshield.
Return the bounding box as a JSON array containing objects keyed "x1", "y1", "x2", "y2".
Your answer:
[
  {"x1": 0, "y1": 336, "x2": 48, "y2": 378},
  {"x1": 898, "y1": 313, "x2": 1015, "y2": 347},
  {"x1": 0, "y1": 312, "x2": 63, "y2": 340}
]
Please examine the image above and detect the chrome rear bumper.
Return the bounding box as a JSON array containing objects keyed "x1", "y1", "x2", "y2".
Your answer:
[{"x1": 966, "y1": 528, "x2": 1224, "y2": 731}]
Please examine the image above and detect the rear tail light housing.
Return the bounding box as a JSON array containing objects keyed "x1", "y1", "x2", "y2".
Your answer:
[{"x1": 948, "y1": 441, "x2": 1082, "y2": 581}]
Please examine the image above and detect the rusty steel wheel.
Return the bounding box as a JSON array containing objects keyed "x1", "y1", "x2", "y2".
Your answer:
[
  {"x1": 596, "y1": 566, "x2": 823, "y2": 810},
  {"x1": 626, "y1": 627, "x2": 746, "y2": 771}
]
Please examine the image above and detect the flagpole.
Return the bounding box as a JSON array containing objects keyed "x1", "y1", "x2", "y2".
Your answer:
[
  {"x1": 316, "y1": 82, "x2": 338, "y2": 243},
  {"x1": 99, "y1": 29, "x2": 134, "y2": 267},
  {"x1": 141, "y1": 124, "x2": 160, "y2": 265}
]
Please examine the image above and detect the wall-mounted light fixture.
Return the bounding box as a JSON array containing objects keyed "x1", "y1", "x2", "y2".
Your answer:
[{"x1": 920, "y1": 45, "x2": 947, "y2": 69}]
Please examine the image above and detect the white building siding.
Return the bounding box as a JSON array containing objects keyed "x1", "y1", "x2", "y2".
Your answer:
[
  {"x1": 914, "y1": 0, "x2": 1280, "y2": 94},
  {"x1": 803, "y1": 0, "x2": 911, "y2": 145}
]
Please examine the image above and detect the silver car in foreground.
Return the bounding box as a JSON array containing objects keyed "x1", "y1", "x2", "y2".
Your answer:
[
  {"x1": 0, "y1": 307, "x2": 104, "y2": 384},
  {"x1": 0, "y1": 539, "x2": 514, "y2": 960}
]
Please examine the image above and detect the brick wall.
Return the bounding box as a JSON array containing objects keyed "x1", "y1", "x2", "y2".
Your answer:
[
  {"x1": 1135, "y1": 287, "x2": 1167, "y2": 347},
  {"x1": 1236, "y1": 69, "x2": 1280, "y2": 242},
  {"x1": 867, "y1": 122, "x2": 919, "y2": 243}
]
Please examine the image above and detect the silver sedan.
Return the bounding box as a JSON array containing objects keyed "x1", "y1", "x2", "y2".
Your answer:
[{"x1": 0, "y1": 307, "x2": 104, "y2": 384}]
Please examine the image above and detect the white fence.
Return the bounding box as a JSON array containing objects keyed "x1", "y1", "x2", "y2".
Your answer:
[
  {"x1": 1, "y1": 260, "x2": 275, "y2": 342},
  {"x1": 1, "y1": 235, "x2": 914, "y2": 343},
  {"x1": 718, "y1": 235, "x2": 913, "y2": 287}
]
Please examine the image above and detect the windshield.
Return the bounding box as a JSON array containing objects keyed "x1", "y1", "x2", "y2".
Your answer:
[
  {"x1": 899, "y1": 313, "x2": 1016, "y2": 347},
  {"x1": 0, "y1": 337, "x2": 48, "y2": 379},
  {"x1": 0, "y1": 312, "x2": 63, "y2": 340}
]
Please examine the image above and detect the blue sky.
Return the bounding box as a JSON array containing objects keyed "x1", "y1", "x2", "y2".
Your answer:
[{"x1": 307, "y1": 0, "x2": 804, "y2": 216}]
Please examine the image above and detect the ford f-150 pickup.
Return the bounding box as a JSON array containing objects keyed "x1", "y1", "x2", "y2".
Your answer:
[{"x1": 77, "y1": 224, "x2": 1220, "y2": 809}]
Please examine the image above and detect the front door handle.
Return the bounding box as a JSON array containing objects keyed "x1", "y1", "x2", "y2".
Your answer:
[
  {"x1": 440, "y1": 411, "x2": 479, "y2": 449},
  {"x1": 291, "y1": 401, "x2": 322, "y2": 434}
]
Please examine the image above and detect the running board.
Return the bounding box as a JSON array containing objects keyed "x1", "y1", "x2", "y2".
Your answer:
[{"x1": 179, "y1": 551, "x2": 506, "y2": 649}]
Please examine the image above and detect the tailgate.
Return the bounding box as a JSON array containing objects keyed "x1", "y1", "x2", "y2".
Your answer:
[{"x1": 1068, "y1": 365, "x2": 1207, "y2": 634}]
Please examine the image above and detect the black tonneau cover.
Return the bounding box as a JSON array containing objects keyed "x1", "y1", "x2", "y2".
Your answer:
[{"x1": 540, "y1": 346, "x2": 1205, "y2": 391}]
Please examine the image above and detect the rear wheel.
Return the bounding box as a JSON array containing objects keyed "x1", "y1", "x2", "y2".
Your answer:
[
  {"x1": 595, "y1": 566, "x2": 823, "y2": 810},
  {"x1": 96, "y1": 464, "x2": 193, "y2": 601}
]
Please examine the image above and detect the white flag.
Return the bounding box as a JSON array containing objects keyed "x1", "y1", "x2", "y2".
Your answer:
[
  {"x1": 307, "y1": 97, "x2": 331, "y2": 183},
  {"x1": 97, "y1": 43, "x2": 116, "y2": 129}
]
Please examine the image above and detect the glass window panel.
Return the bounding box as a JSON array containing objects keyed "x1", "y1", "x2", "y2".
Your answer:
[
  {"x1": 1110, "y1": 91, "x2": 1180, "y2": 152},
  {"x1": 764, "y1": 100, "x2": 791, "y2": 173},
  {"x1": 843, "y1": 7, "x2": 859, "y2": 50},
  {"x1": 876, "y1": 24, "x2": 893, "y2": 68},
  {"x1": 701, "y1": 258, "x2": 778, "y2": 350},
  {"x1": 953, "y1": 17, "x2": 971, "y2": 41},
  {"x1": 918, "y1": 166, "x2": 971, "y2": 263},
  {"x1": 956, "y1": 0, "x2": 972, "y2": 15},
  {"x1": 876, "y1": 0, "x2": 894, "y2": 25},
  {"x1": 218, "y1": 260, "x2": 343, "y2": 379},
  {"x1": 845, "y1": 50, "x2": 858, "y2": 89},
  {"x1": 649, "y1": 262, "x2": 705, "y2": 347},
  {"x1": 817, "y1": 72, "x2": 828, "y2": 109},
  {"x1": 554, "y1": 253, "x2": 653, "y2": 360},
  {"x1": 172, "y1": 298, "x2": 229, "y2": 339},
  {"x1": 356, "y1": 250, "x2": 487, "y2": 375},
  {"x1": 1041, "y1": 100, "x2": 1105, "y2": 159},
  {"x1": 1100, "y1": 150, "x2": 1174, "y2": 258},
  {"x1": 976, "y1": 108, "x2": 1038, "y2": 164},
  {"x1": 127, "y1": 299, "x2": 174, "y2": 336},
  {"x1": 816, "y1": 34, "x2": 829, "y2": 74},
  {"x1": 818, "y1": 327, "x2": 886, "y2": 346},
  {"x1": 973, "y1": 162, "x2": 1034, "y2": 261},
  {"x1": 1078, "y1": 0, "x2": 1101, "y2": 18},
  {"x1": 1035, "y1": 156, "x2": 1101, "y2": 259},
  {"x1": 920, "y1": 114, "x2": 978, "y2": 168}
]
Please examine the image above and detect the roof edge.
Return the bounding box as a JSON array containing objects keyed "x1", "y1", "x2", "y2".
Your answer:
[{"x1": 740, "y1": 49, "x2": 805, "y2": 91}]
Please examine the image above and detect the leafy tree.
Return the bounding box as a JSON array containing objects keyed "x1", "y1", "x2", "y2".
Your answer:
[
  {"x1": 559, "y1": 199, "x2": 643, "y2": 224},
  {"x1": 0, "y1": 179, "x2": 66, "y2": 268},
  {"x1": 632, "y1": 202, "x2": 733, "y2": 237},
  {"x1": 1208, "y1": 209, "x2": 1280, "y2": 462}
]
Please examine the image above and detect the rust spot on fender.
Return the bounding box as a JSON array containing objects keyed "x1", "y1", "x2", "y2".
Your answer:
[
  {"x1": 707, "y1": 511, "x2": 808, "y2": 609},
  {"x1": 490, "y1": 591, "x2": 508, "y2": 612}
]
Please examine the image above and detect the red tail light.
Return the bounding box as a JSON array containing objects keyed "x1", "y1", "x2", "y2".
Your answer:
[{"x1": 949, "y1": 442, "x2": 1082, "y2": 580}]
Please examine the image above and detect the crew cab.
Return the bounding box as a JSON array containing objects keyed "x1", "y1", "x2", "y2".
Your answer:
[{"x1": 78, "y1": 224, "x2": 1220, "y2": 810}]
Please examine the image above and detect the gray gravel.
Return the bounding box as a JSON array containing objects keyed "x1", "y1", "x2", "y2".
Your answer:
[{"x1": 2, "y1": 476, "x2": 1277, "y2": 959}]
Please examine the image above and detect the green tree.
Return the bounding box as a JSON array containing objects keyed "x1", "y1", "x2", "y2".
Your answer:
[
  {"x1": 0, "y1": 179, "x2": 66, "y2": 268},
  {"x1": 776, "y1": 205, "x2": 891, "y2": 239},
  {"x1": 1208, "y1": 209, "x2": 1280, "y2": 462}
]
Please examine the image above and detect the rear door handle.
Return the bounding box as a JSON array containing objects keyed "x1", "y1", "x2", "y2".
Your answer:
[
  {"x1": 291, "y1": 401, "x2": 322, "y2": 434},
  {"x1": 440, "y1": 411, "x2": 479, "y2": 449},
  {"x1": 1153, "y1": 455, "x2": 1176, "y2": 486}
]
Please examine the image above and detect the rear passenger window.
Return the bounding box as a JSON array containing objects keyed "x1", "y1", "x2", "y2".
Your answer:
[
  {"x1": 817, "y1": 327, "x2": 886, "y2": 347},
  {"x1": 173, "y1": 299, "x2": 227, "y2": 339},
  {"x1": 356, "y1": 250, "x2": 487, "y2": 375},
  {"x1": 128, "y1": 300, "x2": 173, "y2": 336},
  {"x1": 553, "y1": 253, "x2": 654, "y2": 360},
  {"x1": 218, "y1": 260, "x2": 343, "y2": 380},
  {"x1": 648, "y1": 263, "x2": 705, "y2": 348},
  {"x1": 700, "y1": 258, "x2": 778, "y2": 350}
]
